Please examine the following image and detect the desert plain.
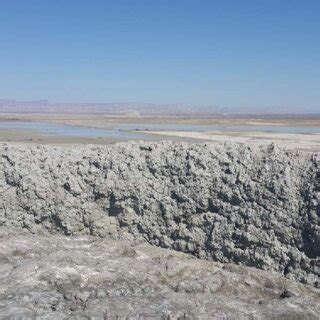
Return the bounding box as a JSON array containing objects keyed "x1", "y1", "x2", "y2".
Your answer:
[{"x1": 0, "y1": 112, "x2": 320, "y2": 152}]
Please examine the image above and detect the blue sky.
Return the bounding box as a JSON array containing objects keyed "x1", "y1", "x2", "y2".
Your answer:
[{"x1": 0, "y1": 0, "x2": 319, "y2": 111}]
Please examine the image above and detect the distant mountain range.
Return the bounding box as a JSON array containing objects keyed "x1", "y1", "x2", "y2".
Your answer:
[
  {"x1": 0, "y1": 99, "x2": 228, "y2": 114},
  {"x1": 0, "y1": 99, "x2": 318, "y2": 114}
]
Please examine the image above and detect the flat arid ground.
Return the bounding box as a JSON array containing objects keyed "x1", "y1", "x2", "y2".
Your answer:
[{"x1": 0, "y1": 113, "x2": 320, "y2": 152}]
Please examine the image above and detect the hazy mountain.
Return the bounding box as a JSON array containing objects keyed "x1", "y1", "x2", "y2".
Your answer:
[
  {"x1": 0, "y1": 99, "x2": 318, "y2": 114},
  {"x1": 0, "y1": 99, "x2": 227, "y2": 115}
]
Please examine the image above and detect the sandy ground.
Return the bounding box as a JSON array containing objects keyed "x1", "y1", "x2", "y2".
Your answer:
[
  {"x1": 0, "y1": 113, "x2": 319, "y2": 151},
  {"x1": 1, "y1": 112, "x2": 320, "y2": 127}
]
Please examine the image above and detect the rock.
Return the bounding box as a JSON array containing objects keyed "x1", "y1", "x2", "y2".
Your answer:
[{"x1": 279, "y1": 290, "x2": 295, "y2": 299}]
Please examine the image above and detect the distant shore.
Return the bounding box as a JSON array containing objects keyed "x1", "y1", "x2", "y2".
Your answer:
[
  {"x1": 142, "y1": 130, "x2": 320, "y2": 152},
  {"x1": 0, "y1": 112, "x2": 320, "y2": 151}
]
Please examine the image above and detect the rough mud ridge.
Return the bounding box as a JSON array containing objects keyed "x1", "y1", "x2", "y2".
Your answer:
[{"x1": 0, "y1": 142, "x2": 319, "y2": 286}]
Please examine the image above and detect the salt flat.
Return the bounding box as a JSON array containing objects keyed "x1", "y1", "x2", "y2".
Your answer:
[{"x1": 144, "y1": 130, "x2": 320, "y2": 152}]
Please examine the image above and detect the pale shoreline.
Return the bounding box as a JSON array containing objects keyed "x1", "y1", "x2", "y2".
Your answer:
[
  {"x1": 1, "y1": 113, "x2": 320, "y2": 152},
  {"x1": 142, "y1": 130, "x2": 320, "y2": 152}
]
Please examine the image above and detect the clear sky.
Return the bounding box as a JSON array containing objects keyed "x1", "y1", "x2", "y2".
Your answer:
[{"x1": 0, "y1": 0, "x2": 319, "y2": 112}]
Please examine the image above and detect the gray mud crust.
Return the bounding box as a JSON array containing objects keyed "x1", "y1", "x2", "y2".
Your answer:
[
  {"x1": 0, "y1": 231, "x2": 319, "y2": 319},
  {"x1": 0, "y1": 141, "x2": 319, "y2": 288}
]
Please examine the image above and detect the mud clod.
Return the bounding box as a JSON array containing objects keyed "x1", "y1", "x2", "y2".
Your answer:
[{"x1": 0, "y1": 142, "x2": 319, "y2": 285}]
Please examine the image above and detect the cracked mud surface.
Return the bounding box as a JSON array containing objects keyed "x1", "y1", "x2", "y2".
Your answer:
[{"x1": 0, "y1": 231, "x2": 319, "y2": 319}]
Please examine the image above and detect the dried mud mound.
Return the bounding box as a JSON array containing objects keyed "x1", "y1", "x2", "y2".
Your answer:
[
  {"x1": 0, "y1": 231, "x2": 319, "y2": 320},
  {"x1": 0, "y1": 142, "x2": 319, "y2": 285}
]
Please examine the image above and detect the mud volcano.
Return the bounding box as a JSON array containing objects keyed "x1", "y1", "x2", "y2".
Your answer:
[{"x1": 0, "y1": 142, "x2": 319, "y2": 318}]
